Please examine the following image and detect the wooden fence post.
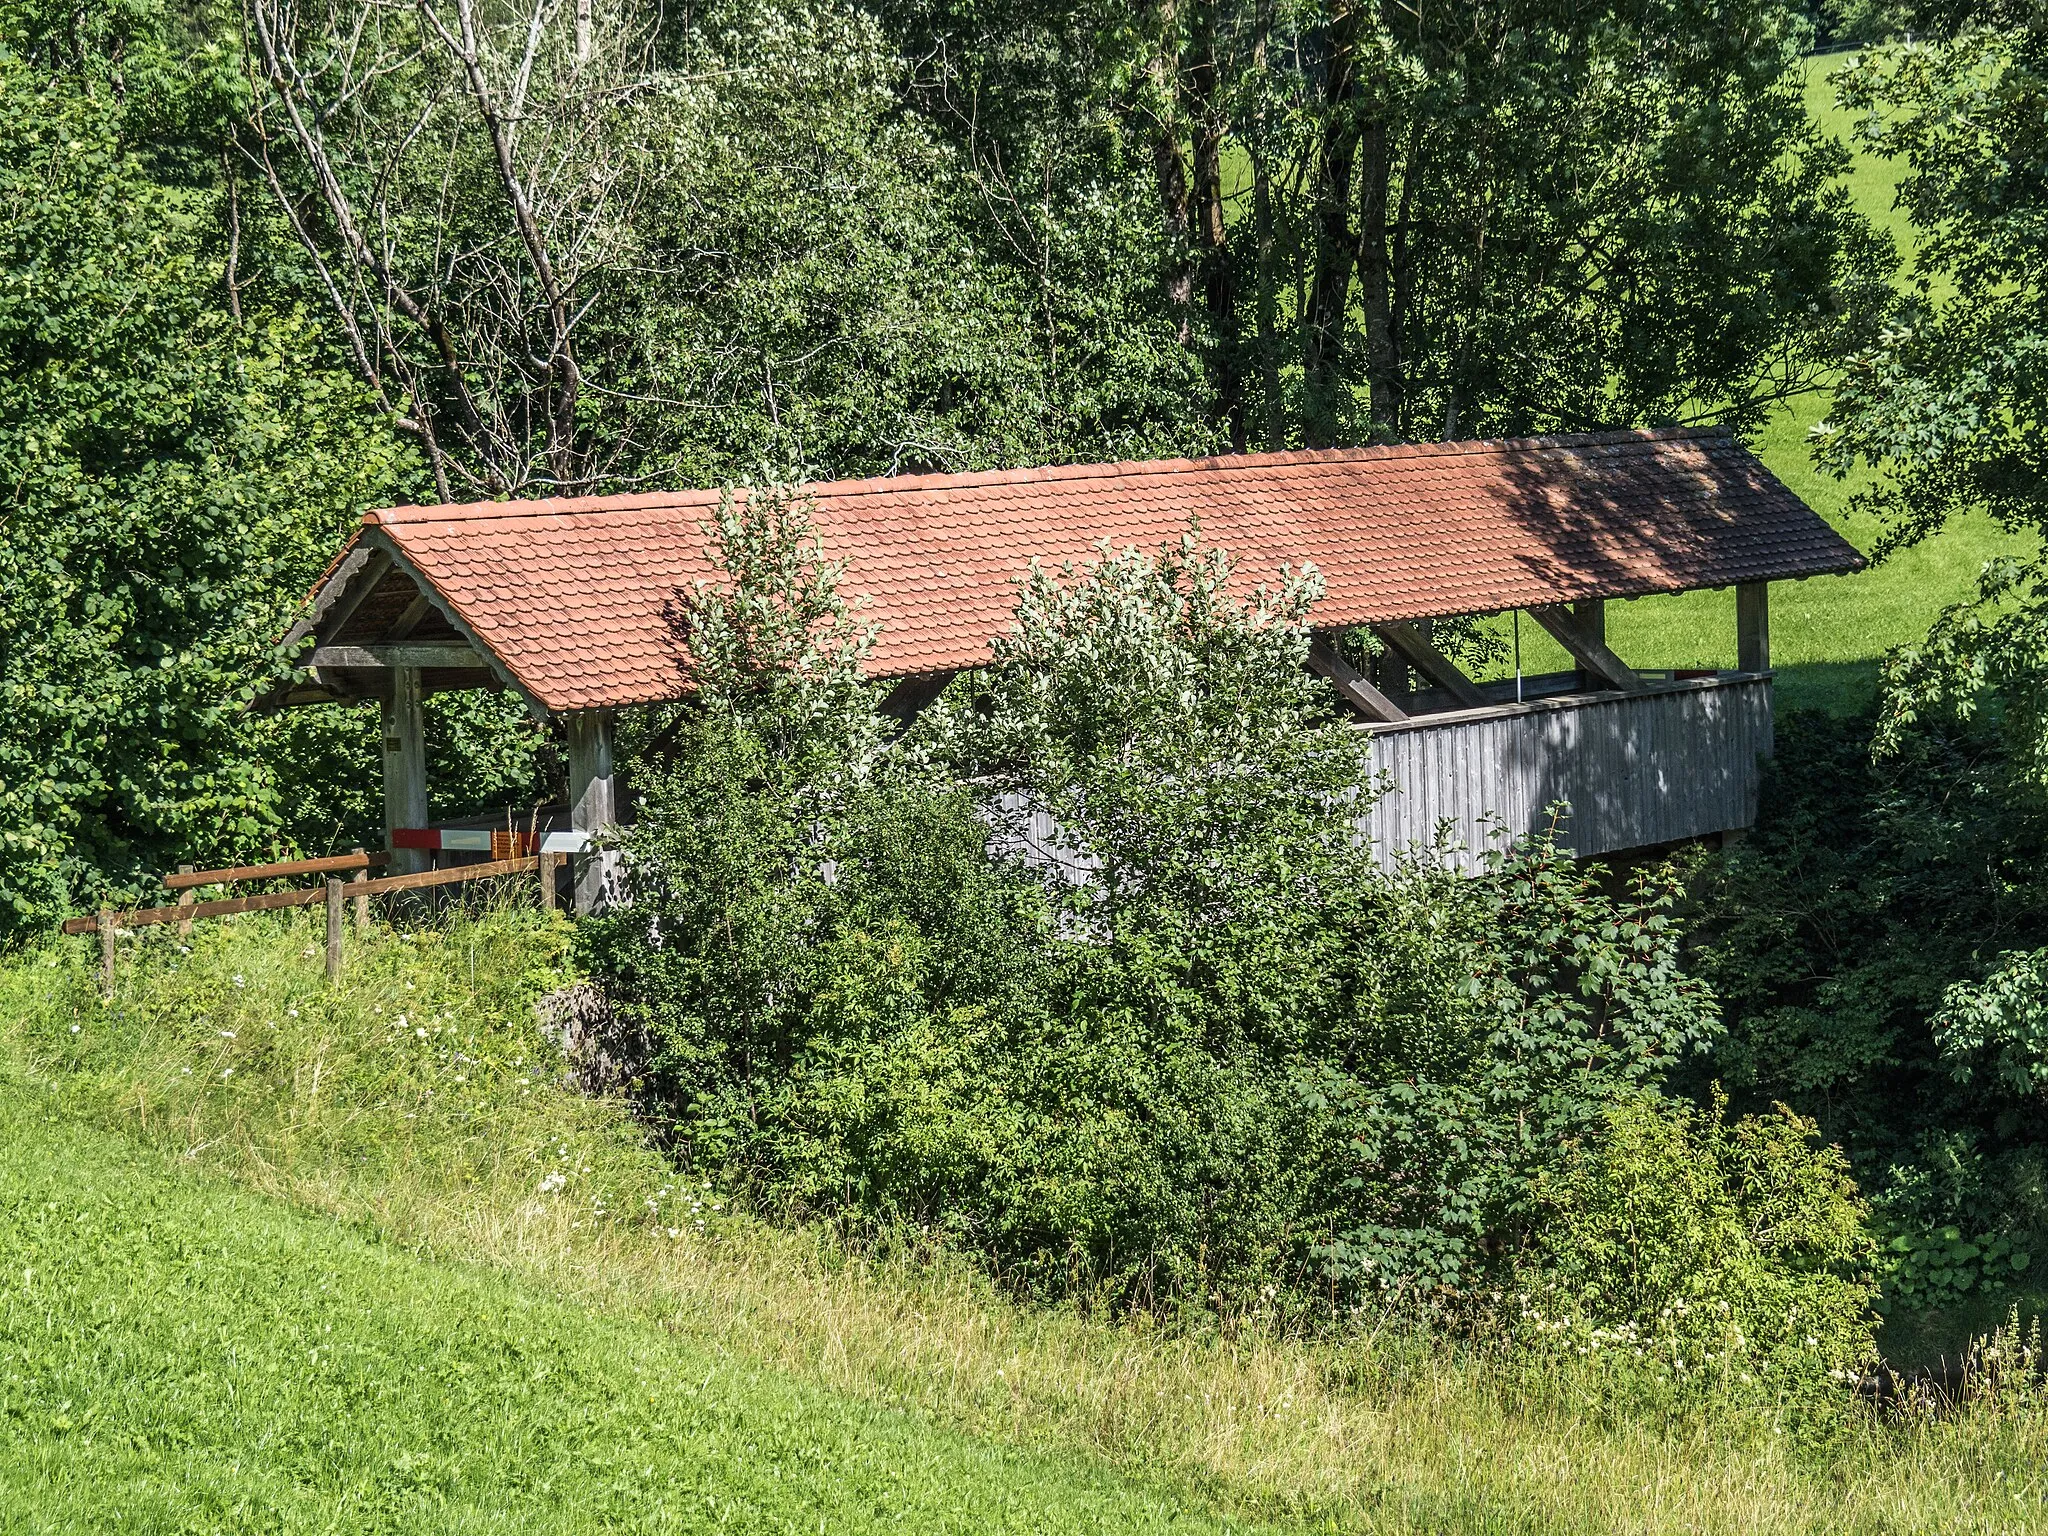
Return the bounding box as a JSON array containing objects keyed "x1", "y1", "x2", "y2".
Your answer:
[
  {"x1": 98, "y1": 907, "x2": 116, "y2": 998},
  {"x1": 325, "y1": 879, "x2": 344, "y2": 984},
  {"x1": 176, "y1": 865, "x2": 195, "y2": 937},
  {"x1": 350, "y1": 846, "x2": 370, "y2": 932},
  {"x1": 539, "y1": 850, "x2": 559, "y2": 912}
]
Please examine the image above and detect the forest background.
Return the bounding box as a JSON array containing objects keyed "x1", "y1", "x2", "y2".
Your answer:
[{"x1": 5, "y1": 0, "x2": 2048, "y2": 1343}]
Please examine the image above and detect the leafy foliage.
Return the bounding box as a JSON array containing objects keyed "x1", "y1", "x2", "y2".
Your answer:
[
  {"x1": 1819, "y1": 24, "x2": 2048, "y2": 778},
  {"x1": 1694, "y1": 708, "x2": 2048, "y2": 1308},
  {"x1": 896, "y1": 0, "x2": 1894, "y2": 448},
  {"x1": 0, "y1": 4, "x2": 416, "y2": 934},
  {"x1": 1518, "y1": 1094, "x2": 1878, "y2": 1383},
  {"x1": 1881, "y1": 1225, "x2": 2033, "y2": 1312}
]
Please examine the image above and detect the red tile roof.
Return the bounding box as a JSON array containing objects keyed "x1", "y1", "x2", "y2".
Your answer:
[{"x1": 325, "y1": 427, "x2": 1863, "y2": 714}]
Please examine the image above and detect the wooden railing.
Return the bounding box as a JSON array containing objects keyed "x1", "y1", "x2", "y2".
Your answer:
[{"x1": 71, "y1": 847, "x2": 565, "y2": 995}]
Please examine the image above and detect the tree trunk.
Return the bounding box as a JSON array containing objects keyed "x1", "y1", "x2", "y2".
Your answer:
[
  {"x1": 1155, "y1": 129, "x2": 1193, "y2": 329},
  {"x1": 1251, "y1": 0, "x2": 1283, "y2": 450},
  {"x1": 1303, "y1": 0, "x2": 1359, "y2": 447},
  {"x1": 1391, "y1": 119, "x2": 1427, "y2": 436},
  {"x1": 1357, "y1": 114, "x2": 1400, "y2": 438},
  {"x1": 1148, "y1": 0, "x2": 1194, "y2": 338},
  {"x1": 1252, "y1": 143, "x2": 1283, "y2": 450},
  {"x1": 1188, "y1": 5, "x2": 1241, "y2": 449}
]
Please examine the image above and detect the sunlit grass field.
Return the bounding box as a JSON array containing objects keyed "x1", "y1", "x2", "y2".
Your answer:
[
  {"x1": 0, "y1": 1086, "x2": 1255, "y2": 1535},
  {"x1": 2, "y1": 906, "x2": 2045, "y2": 1533}
]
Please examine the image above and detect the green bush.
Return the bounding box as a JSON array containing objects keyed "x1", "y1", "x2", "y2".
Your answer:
[
  {"x1": 1693, "y1": 709, "x2": 2048, "y2": 1311},
  {"x1": 1518, "y1": 1094, "x2": 1879, "y2": 1383}
]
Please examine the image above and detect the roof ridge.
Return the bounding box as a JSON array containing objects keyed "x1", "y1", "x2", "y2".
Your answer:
[
  {"x1": 370, "y1": 485, "x2": 725, "y2": 526},
  {"x1": 364, "y1": 426, "x2": 1732, "y2": 524},
  {"x1": 801, "y1": 425, "x2": 1729, "y2": 501}
]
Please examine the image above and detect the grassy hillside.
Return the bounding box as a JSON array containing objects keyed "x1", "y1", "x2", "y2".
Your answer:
[
  {"x1": 1475, "y1": 53, "x2": 2034, "y2": 717},
  {"x1": 0, "y1": 1087, "x2": 1262, "y2": 1535},
  {"x1": 2, "y1": 906, "x2": 2043, "y2": 1534}
]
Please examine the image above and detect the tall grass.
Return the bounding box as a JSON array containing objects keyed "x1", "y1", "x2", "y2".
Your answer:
[{"x1": 4, "y1": 905, "x2": 2045, "y2": 1533}]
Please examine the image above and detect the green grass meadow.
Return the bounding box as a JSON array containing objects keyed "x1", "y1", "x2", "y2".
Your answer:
[{"x1": 0, "y1": 1088, "x2": 1257, "y2": 1535}]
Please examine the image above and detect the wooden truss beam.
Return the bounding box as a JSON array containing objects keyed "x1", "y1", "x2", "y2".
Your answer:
[
  {"x1": 1308, "y1": 637, "x2": 1409, "y2": 722},
  {"x1": 300, "y1": 547, "x2": 392, "y2": 647},
  {"x1": 384, "y1": 590, "x2": 437, "y2": 643},
  {"x1": 880, "y1": 670, "x2": 956, "y2": 724},
  {"x1": 312, "y1": 643, "x2": 486, "y2": 670},
  {"x1": 1527, "y1": 605, "x2": 1644, "y2": 692},
  {"x1": 1370, "y1": 623, "x2": 1487, "y2": 708}
]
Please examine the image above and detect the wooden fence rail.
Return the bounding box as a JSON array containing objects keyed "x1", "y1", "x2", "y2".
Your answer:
[
  {"x1": 77, "y1": 848, "x2": 564, "y2": 996},
  {"x1": 163, "y1": 850, "x2": 387, "y2": 889}
]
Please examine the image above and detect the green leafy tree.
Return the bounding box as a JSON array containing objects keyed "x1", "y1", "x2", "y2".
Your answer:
[
  {"x1": 592, "y1": 522, "x2": 1727, "y2": 1312},
  {"x1": 889, "y1": 0, "x2": 1893, "y2": 448},
  {"x1": 1821, "y1": 21, "x2": 2048, "y2": 765},
  {"x1": 0, "y1": 2, "x2": 414, "y2": 934}
]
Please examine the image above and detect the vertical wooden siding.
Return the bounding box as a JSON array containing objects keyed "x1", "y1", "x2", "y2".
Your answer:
[{"x1": 1361, "y1": 675, "x2": 1773, "y2": 869}]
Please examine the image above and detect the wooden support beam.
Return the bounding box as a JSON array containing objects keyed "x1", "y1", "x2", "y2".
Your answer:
[
  {"x1": 382, "y1": 665, "x2": 429, "y2": 875},
  {"x1": 566, "y1": 710, "x2": 618, "y2": 915},
  {"x1": 65, "y1": 856, "x2": 546, "y2": 937},
  {"x1": 325, "y1": 879, "x2": 345, "y2": 983},
  {"x1": 165, "y1": 850, "x2": 388, "y2": 890},
  {"x1": 1737, "y1": 582, "x2": 1770, "y2": 673},
  {"x1": 99, "y1": 907, "x2": 115, "y2": 997},
  {"x1": 349, "y1": 847, "x2": 370, "y2": 931},
  {"x1": 384, "y1": 591, "x2": 436, "y2": 643},
  {"x1": 64, "y1": 882, "x2": 329, "y2": 934},
  {"x1": 356, "y1": 855, "x2": 539, "y2": 898},
  {"x1": 1570, "y1": 600, "x2": 1606, "y2": 692},
  {"x1": 880, "y1": 671, "x2": 955, "y2": 724},
  {"x1": 1527, "y1": 605, "x2": 1644, "y2": 692},
  {"x1": 1307, "y1": 637, "x2": 1409, "y2": 722},
  {"x1": 313, "y1": 643, "x2": 484, "y2": 670},
  {"x1": 1372, "y1": 623, "x2": 1487, "y2": 709}
]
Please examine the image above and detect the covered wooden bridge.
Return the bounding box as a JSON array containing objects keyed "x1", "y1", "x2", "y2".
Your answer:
[{"x1": 275, "y1": 426, "x2": 1862, "y2": 908}]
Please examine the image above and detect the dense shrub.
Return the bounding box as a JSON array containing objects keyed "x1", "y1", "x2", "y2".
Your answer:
[
  {"x1": 1693, "y1": 708, "x2": 2048, "y2": 1308},
  {"x1": 1518, "y1": 1094, "x2": 1878, "y2": 1383}
]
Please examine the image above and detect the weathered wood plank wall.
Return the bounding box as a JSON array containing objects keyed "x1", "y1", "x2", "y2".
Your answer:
[
  {"x1": 980, "y1": 675, "x2": 1772, "y2": 886},
  {"x1": 1361, "y1": 675, "x2": 1772, "y2": 869}
]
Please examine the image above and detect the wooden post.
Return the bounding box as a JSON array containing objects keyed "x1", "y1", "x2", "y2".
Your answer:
[
  {"x1": 1737, "y1": 582, "x2": 1770, "y2": 674},
  {"x1": 566, "y1": 710, "x2": 618, "y2": 916},
  {"x1": 539, "y1": 851, "x2": 559, "y2": 912},
  {"x1": 1571, "y1": 600, "x2": 1607, "y2": 692},
  {"x1": 176, "y1": 865, "x2": 195, "y2": 937},
  {"x1": 381, "y1": 666, "x2": 429, "y2": 876},
  {"x1": 325, "y1": 879, "x2": 344, "y2": 983},
  {"x1": 350, "y1": 846, "x2": 370, "y2": 932},
  {"x1": 98, "y1": 906, "x2": 116, "y2": 998}
]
